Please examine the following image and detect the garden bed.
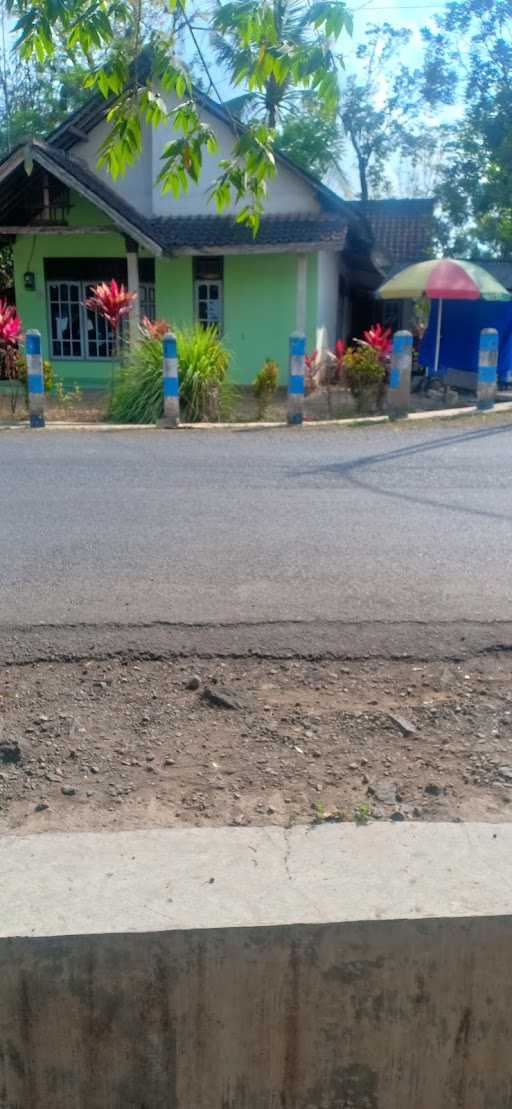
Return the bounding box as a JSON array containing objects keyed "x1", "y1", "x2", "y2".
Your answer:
[{"x1": 0, "y1": 382, "x2": 478, "y2": 426}]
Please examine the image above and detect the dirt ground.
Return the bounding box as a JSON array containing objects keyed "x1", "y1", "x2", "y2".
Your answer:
[
  {"x1": 0, "y1": 378, "x2": 476, "y2": 426},
  {"x1": 2, "y1": 652, "x2": 512, "y2": 834}
]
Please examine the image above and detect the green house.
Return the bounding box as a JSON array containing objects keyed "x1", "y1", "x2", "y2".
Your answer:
[{"x1": 0, "y1": 84, "x2": 392, "y2": 389}]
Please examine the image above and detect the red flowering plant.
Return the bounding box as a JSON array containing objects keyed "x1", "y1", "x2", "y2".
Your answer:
[
  {"x1": 362, "y1": 323, "x2": 392, "y2": 358},
  {"x1": 85, "y1": 279, "x2": 137, "y2": 336},
  {"x1": 332, "y1": 339, "x2": 346, "y2": 380},
  {"x1": 304, "y1": 348, "x2": 320, "y2": 390},
  {"x1": 305, "y1": 340, "x2": 347, "y2": 392},
  {"x1": 85, "y1": 279, "x2": 137, "y2": 394},
  {"x1": 140, "y1": 317, "x2": 171, "y2": 341},
  {"x1": 0, "y1": 300, "x2": 25, "y2": 415},
  {"x1": 0, "y1": 300, "x2": 21, "y2": 347}
]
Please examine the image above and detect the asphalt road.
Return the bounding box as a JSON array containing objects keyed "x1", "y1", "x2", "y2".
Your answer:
[{"x1": 1, "y1": 418, "x2": 512, "y2": 630}]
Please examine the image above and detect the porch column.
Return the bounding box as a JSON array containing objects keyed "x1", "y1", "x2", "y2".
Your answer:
[
  {"x1": 296, "y1": 253, "x2": 307, "y2": 333},
  {"x1": 125, "y1": 238, "x2": 140, "y2": 349}
]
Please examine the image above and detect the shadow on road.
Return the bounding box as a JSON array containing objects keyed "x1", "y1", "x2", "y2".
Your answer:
[
  {"x1": 293, "y1": 420, "x2": 512, "y2": 478},
  {"x1": 290, "y1": 420, "x2": 512, "y2": 524}
]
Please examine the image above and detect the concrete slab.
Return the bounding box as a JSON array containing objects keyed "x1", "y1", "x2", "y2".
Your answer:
[
  {"x1": 2, "y1": 822, "x2": 512, "y2": 939},
  {"x1": 3, "y1": 824, "x2": 512, "y2": 1107}
]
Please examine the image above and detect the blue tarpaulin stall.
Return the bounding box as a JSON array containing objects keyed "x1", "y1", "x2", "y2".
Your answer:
[{"x1": 420, "y1": 299, "x2": 512, "y2": 385}]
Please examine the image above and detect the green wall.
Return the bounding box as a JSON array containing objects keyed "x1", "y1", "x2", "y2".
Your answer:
[
  {"x1": 13, "y1": 190, "x2": 319, "y2": 389},
  {"x1": 13, "y1": 192, "x2": 128, "y2": 388},
  {"x1": 155, "y1": 257, "x2": 194, "y2": 328},
  {"x1": 224, "y1": 253, "x2": 317, "y2": 385}
]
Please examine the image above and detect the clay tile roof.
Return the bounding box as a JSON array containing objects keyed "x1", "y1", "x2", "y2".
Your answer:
[
  {"x1": 346, "y1": 198, "x2": 434, "y2": 264},
  {"x1": 0, "y1": 142, "x2": 350, "y2": 254},
  {"x1": 149, "y1": 213, "x2": 348, "y2": 252}
]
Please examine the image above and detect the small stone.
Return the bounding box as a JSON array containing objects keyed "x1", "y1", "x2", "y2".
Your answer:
[
  {"x1": 424, "y1": 782, "x2": 443, "y2": 797},
  {"x1": 368, "y1": 781, "x2": 397, "y2": 804},
  {"x1": 61, "y1": 785, "x2": 77, "y2": 797},
  {"x1": 0, "y1": 741, "x2": 21, "y2": 765},
  {"x1": 388, "y1": 714, "x2": 416, "y2": 737},
  {"x1": 498, "y1": 766, "x2": 512, "y2": 781},
  {"x1": 89, "y1": 765, "x2": 99, "y2": 775},
  {"x1": 391, "y1": 810, "x2": 405, "y2": 821},
  {"x1": 187, "y1": 675, "x2": 201, "y2": 691},
  {"x1": 35, "y1": 801, "x2": 49, "y2": 812},
  {"x1": 164, "y1": 758, "x2": 175, "y2": 766},
  {"x1": 201, "y1": 687, "x2": 244, "y2": 711},
  {"x1": 267, "y1": 805, "x2": 276, "y2": 815}
]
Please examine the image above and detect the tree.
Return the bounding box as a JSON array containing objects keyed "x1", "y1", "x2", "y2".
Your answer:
[
  {"x1": 0, "y1": 54, "x2": 90, "y2": 157},
  {"x1": 211, "y1": 0, "x2": 339, "y2": 129},
  {"x1": 420, "y1": 0, "x2": 512, "y2": 257},
  {"x1": 277, "y1": 104, "x2": 344, "y2": 180},
  {"x1": 339, "y1": 23, "x2": 437, "y2": 201},
  {"x1": 7, "y1": 0, "x2": 353, "y2": 229}
]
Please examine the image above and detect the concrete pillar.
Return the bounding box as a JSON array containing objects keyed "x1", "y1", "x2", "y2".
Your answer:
[
  {"x1": 126, "y1": 249, "x2": 140, "y2": 350},
  {"x1": 160, "y1": 331, "x2": 180, "y2": 428},
  {"x1": 296, "y1": 253, "x2": 307, "y2": 334},
  {"x1": 25, "y1": 329, "x2": 45, "y2": 428},
  {"x1": 287, "y1": 331, "x2": 305, "y2": 426},
  {"x1": 477, "y1": 327, "x2": 498, "y2": 410},
  {"x1": 388, "y1": 329, "x2": 413, "y2": 416}
]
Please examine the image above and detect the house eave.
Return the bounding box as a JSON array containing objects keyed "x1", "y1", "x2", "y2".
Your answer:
[
  {"x1": 166, "y1": 239, "x2": 346, "y2": 256},
  {"x1": 0, "y1": 146, "x2": 163, "y2": 256}
]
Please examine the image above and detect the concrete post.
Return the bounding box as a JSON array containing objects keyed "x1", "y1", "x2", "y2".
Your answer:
[
  {"x1": 25, "y1": 329, "x2": 45, "y2": 428},
  {"x1": 126, "y1": 249, "x2": 140, "y2": 351},
  {"x1": 160, "y1": 331, "x2": 180, "y2": 428},
  {"x1": 287, "y1": 331, "x2": 305, "y2": 426},
  {"x1": 388, "y1": 329, "x2": 413, "y2": 416},
  {"x1": 477, "y1": 327, "x2": 498, "y2": 410},
  {"x1": 296, "y1": 253, "x2": 307, "y2": 334}
]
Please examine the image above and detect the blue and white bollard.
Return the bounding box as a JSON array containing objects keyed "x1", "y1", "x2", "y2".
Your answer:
[
  {"x1": 25, "y1": 329, "x2": 45, "y2": 428},
  {"x1": 160, "y1": 331, "x2": 180, "y2": 428},
  {"x1": 287, "y1": 331, "x2": 306, "y2": 425},
  {"x1": 477, "y1": 327, "x2": 498, "y2": 410},
  {"x1": 388, "y1": 329, "x2": 413, "y2": 416}
]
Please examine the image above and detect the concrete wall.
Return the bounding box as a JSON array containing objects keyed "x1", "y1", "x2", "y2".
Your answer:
[
  {"x1": 2, "y1": 915, "x2": 512, "y2": 1109},
  {"x1": 74, "y1": 91, "x2": 321, "y2": 219},
  {"x1": 223, "y1": 252, "x2": 317, "y2": 384},
  {"x1": 155, "y1": 255, "x2": 194, "y2": 329},
  {"x1": 316, "y1": 248, "x2": 339, "y2": 352},
  {"x1": 74, "y1": 118, "x2": 154, "y2": 217},
  {"x1": 151, "y1": 95, "x2": 321, "y2": 216},
  {"x1": 1, "y1": 824, "x2": 512, "y2": 1108}
]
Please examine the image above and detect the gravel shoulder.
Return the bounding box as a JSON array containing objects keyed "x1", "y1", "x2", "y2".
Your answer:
[{"x1": 2, "y1": 649, "x2": 512, "y2": 834}]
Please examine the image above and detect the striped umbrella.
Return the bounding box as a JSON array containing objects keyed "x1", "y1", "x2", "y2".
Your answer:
[{"x1": 377, "y1": 258, "x2": 510, "y2": 374}]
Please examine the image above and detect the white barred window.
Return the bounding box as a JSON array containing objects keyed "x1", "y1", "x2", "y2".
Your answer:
[{"x1": 47, "y1": 280, "x2": 156, "y2": 359}]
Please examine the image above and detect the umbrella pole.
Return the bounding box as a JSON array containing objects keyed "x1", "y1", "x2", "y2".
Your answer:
[{"x1": 434, "y1": 297, "x2": 443, "y2": 375}]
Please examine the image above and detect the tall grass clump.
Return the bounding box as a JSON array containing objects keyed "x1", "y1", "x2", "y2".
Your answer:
[{"x1": 108, "y1": 322, "x2": 235, "y2": 423}]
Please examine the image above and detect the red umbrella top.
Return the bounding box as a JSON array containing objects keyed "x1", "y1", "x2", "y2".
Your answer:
[{"x1": 378, "y1": 258, "x2": 510, "y2": 302}]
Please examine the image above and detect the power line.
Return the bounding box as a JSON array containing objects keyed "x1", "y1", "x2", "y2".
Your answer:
[{"x1": 350, "y1": 1, "x2": 443, "y2": 8}]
